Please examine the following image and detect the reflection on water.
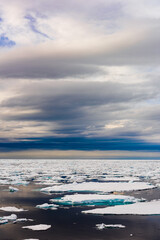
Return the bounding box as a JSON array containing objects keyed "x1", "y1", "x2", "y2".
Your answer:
[{"x1": 0, "y1": 184, "x2": 160, "y2": 240}]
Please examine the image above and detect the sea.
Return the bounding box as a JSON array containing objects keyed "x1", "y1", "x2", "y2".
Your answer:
[{"x1": 0, "y1": 159, "x2": 160, "y2": 240}]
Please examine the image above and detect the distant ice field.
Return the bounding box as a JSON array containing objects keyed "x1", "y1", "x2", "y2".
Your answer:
[
  {"x1": 0, "y1": 159, "x2": 159, "y2": 187},
  {"x1": 0, "y1": 159, "x2": 160, "y2": 216}
]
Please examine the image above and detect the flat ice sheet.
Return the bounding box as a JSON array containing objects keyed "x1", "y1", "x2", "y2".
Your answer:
[
  {"x1": 96, "y1": 223, "x2": 126, "y2": 230},
  {"x1": 51, "y1": 193, "x2": 142, "y2": 206},
  {"x1": 83, "y1": 200, "x2": 160, "y2": 215},
  {"x1": 22, "y1": 224, "x2": 51, "y2": 231},
  {"x1": 36, "y1": 203, "x2": 57, "y2": 210},
  {"x1": 0, "y1": 206, "x2": 27, "y2": 212},
  {"x1": 41, "y1": 181, "x2": 155, "y2": 194}
]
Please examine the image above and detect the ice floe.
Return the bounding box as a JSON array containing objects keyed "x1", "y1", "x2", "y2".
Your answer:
[
  {"x1": 0, "y1": 206, "x2": 27, "y2": 212},
  {"x1": 9, "y1": 186, "x2": 19, "y2": 192},
  {"x1": 83, "y1": 199, "x2": 160, "y2": 215},
  {"x1": 0, "y1": 220, "x2": 8, "y2": 225},
  {"x1": 22, "y1": 224, "x2": 51, "y2": 231},
  {"x1": 50, "y1": 193, "x2": 143, "y2": 206},
  {"x1": 96, "y1": 223, "x2": 126, "y2": 230},
  {"x1": 41, "y1": 181, "x2": 155, "y2": 194},
  {"x1": 36, "y1": 203, "x2": 58, "y2": 210},
  {"x1": 14, "y1": 218, "x2": 33, "y2": 223},
  {"x1": 0, "y1": 214, "x2": 17, "y2": 224}
]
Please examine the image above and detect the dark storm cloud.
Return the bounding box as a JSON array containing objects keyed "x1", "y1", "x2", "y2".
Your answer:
[{"x1": 0, "y1": 136, "x2": 160, "y2": 153}]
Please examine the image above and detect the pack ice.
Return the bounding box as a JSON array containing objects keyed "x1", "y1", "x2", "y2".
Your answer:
[
  {"x1": 41, "y1": 181, "x2": 155, "y2": 194},
  {"x1": 83, "y1": 199, "x2": 160, "y2": 215}
]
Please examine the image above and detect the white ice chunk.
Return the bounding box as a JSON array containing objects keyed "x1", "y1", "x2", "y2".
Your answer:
[
  {"x1": 9, "y1": 186, "x2": 19, "y2": 192},
  {"x1": 83, "y1": 200, "x2": 160, "y2": 215},
  {"x1": 2, "y1": 214, "x2": 17, "y2": 221},
  {"x1": 96, "y1": 223, "x2": 126, "y2": 230},
  {"x1": 0, "y1": 206, "x2": 27, "y2": 212},
  {"x1": 0, "y1": 220, "x2": 8, "y2": 224},
  {"x1": 36, "y1": 203, "x2": 57, "y2": 210},
  {"x1": 22, "y1": 224, "x2": 51, "y2": 231},
  {"x1": 14, "y1": 218, "x2": 33, "y2": 223},
  {"x1": 50, "y1": 193, "x2": 142, "y2": 206},
  {"x1": 41, "y1": 182, "x2": 155, "y2": 194}
]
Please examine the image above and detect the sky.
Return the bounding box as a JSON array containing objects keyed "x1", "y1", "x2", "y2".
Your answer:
[{"x1": 0, "y1": 0, "x2": 160, "y2": 159}]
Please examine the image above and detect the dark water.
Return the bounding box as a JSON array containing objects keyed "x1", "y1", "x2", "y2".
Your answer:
[{"x1": 0, "y1": 185, "x2": 160, "y2": 240}]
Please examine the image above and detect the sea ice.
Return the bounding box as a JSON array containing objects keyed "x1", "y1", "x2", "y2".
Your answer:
[
  {"x1": 0, "y1": 214, "x2": 17, "y2": 224},
  {"x1": 0, "y1": 206, "x2": 27, "y2": 212},
  {"x1": 41, "y1": 181, "x2": 155, "y2": 194},
  {"x1": 36, "y1": 203, "x2": 57, "y2": 210},
  {"x1": 2, "y1": 214, "x2": 17, "y2": 221},
  {"x1": 83, "y1": 199, "x2": 160, "y2": 215},
  {"x1": 0, "y1": 219, "x2": 8, "y2": 224},
  {"x1": 50, "y1": 193, "x2": 143, "y2": 206},
  {"x1": 22, "y1": 224, "x2": 51, "y2": 231},
  {"x1": 14, "y1": 218, "x2": 33, "y2": 223},
  {"x1": 9, "y1": 186, "x2": 19, "y2": 192},
  {"x1": 96, "y1": 223, "x2": 126, "y2": 230}
]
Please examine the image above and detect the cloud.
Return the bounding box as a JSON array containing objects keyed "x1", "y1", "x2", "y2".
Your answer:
[
  {"x1": 0, "y1": 0, "x2": 160, "y2": 156},
  {"x1": 0, "y1": 78, "x2": 159, "y2": 142}
]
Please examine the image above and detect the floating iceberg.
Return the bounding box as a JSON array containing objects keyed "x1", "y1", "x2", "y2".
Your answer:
[
  {"x1": 83, "y1": 199, "x2": 160, "y2": 215},
  {"x1": 96, "y1": 223, "x2": 126, "y2": 230},
  {"x1": 36, "y1": 203, "x2": 58, "y2": 210},
  {"x1": 41, "y1": 181, "x2": 155, "y2": 194},
  {"x1": 22, "y1": 224, "x2": 51, "y2": 231},
  {"x1": 0, "y1": 206, "x2": 27, "y2": 212},
  {"x1": 50, "y1": 194, "x2": 143, "y2": 206}
]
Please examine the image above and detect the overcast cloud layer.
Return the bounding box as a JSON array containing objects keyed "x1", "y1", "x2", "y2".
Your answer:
[{"x1": 0, "y1": 0, "x2": 160, "y2": 158}]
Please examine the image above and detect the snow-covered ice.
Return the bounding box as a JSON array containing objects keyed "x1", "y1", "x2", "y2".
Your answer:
[
  {"x1": 41, "y1": 181, "x2": 155, "y2": 194},
  {"x1": 36, "y1": 203, "x2": 57, "y2": 210},
  {"x1": 0, "y1": 219, "x2": 8, "y2": 225},
  {"x1": 14, "y1": 218, "x2": 33, "y2": 223},
  {"x1": 96, "y1": 223, "x2": 126, "y2": 230},
  {"x1": 83, "y1": 199, "x2": 160, "y2": 215},
  {"x1": 9, "y1": 186, "x2": 19, "y2": 192},
  {"x1": 50, "y1": 193, "x2": 143, "y2": 206},
  {"x1": 0, "y1": 214, "x2": 17, "y2": 224},
  {"x1": 0, "y1": 206, "x2": 27, "y2": 212},
  {"x1": 0, "y1": 159, "x2": 160, "y2": 187},
  {"x1": 22, "y1": 224, "x2": 51, "y2": 231},
  {"x1": 2, "y1": 214, "x2": 17, "y2": 221}
]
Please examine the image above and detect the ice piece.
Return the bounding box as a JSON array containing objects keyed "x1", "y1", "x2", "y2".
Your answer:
[
  {"x1": 96, "y1": 223, "x2": 125, "y2": 230},
  {"x1": 41, "y1": 181, "x2": 155, "y2": 194},
  {"x1": 2, "y1": 214, "x2": 17, "y2": 221},
  {"x1": 14, "y1": 218, "x2": 33, "y2": 223},
  {"x1": 0, "y1": 220, "x2": 8, "y2": 225},
  {"x1": 36, "y1": 203, "x2": 57, "y2": 210},
  {"x1": 0, "y1": 206, "x2": 27, "y2": 212},
  {"x1": 0, "y1": 214, "x2": 17, "y2": 225},
  {"x1": 22, "y1": 224, "x2": 51, "y2": 231},
  {"x1": 9, "y1": 186, "x2": 19, "y2": 192},
  {"x1": 83, "y1": 199, "x2": 160, "y2": 215},
  {"x1": 50, "y1": 194, "x2": 142, "y2": 206}
]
